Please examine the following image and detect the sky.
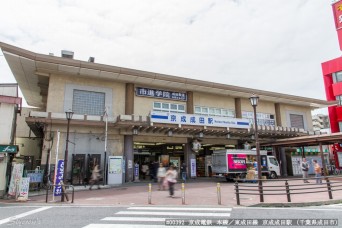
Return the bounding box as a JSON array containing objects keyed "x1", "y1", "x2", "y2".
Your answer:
[{"x1": 0, "y1": 0, "x2": 340, "y2": 115}]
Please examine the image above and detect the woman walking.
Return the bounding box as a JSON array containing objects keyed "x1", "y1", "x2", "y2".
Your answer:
[
  {"x1": 165, "y1": 165, "x2": 178, "y2": 197},
  {"x1": 157, "y1": 163, "x2": 166, "y2": 190}
]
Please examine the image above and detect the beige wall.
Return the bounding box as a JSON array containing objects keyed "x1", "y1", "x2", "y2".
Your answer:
[
  {"x1": 279, "y1": 104, "x2": 313, "y2": 130},
  {"x1": 193, "y1": 92, "x2": 235, "y2": 110},
  {"x1": 47, "y1": 74, "x2": 126, "y2": 116},
  {"x1": 241, "y1": 99, "x2": 275, "y2": 114}
]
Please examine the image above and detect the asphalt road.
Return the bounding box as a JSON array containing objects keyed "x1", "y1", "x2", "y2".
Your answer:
[{"x1": 0, "y1": 204, "x2": 341, "y2": 228}]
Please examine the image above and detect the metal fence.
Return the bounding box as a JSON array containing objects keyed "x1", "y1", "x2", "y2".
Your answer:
[{"x1": 234, "y1": 176, "x2": 342, "y2": 205}]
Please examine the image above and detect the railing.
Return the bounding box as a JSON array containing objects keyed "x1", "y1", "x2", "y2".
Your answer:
[
  {"x1": 45, "y1": 184, "x2": 75, "y2": 203},
  {"x1": 234, "y1": 176, "x2": 342, "y2": 205}
]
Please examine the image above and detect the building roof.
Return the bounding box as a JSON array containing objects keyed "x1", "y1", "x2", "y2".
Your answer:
[{"x1": 0, "y1": 42, "x2": 335, "y2": 109}]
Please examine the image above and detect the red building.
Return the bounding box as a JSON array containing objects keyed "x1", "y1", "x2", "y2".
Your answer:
[{"x1": 321, "y1": 0, "x2": 342, "y2": 168}]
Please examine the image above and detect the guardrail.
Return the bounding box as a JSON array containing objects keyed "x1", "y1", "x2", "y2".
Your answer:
[
  {"x1": 234, "y1": 176, "x2": 342, "y2": 205},
  {"x1": 45, "y1": 184, "x2": 75, "y2": 203}
]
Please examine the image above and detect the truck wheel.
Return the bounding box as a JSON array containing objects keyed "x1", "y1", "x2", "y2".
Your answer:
[{"x1": 269, "y1": 171, "x2": 277, "y2": 179}]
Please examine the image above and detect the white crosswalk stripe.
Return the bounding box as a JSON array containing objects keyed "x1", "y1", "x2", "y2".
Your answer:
[{"x1": 83, "y1": 206, "x2": 232, "y2": 228}]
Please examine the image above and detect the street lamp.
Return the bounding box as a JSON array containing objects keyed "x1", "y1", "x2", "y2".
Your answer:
[
  {"x1": 249, "y1": 94, "x2": 264, "y2": 202},
  {"x1": 62, "y1": 110, "x2": 73, "y2": 202}
]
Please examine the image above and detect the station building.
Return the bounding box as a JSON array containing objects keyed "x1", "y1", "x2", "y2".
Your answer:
[{"x1": 0, "y1": 42, "x2": 332, "y2": 183}]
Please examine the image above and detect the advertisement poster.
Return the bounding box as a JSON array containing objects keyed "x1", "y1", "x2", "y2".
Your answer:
[
  {"x1": 109, "y1": 157, "x2": 122, "y2": 174},
  {"x1": 54, "y1": 159, "x2": 64, "y2": 196},
  {"x1": 18, "y1": 177, "x2": 30, "y2": 200},
  {"x1": 227, "y1": 154, "x2": 247, "y2": 172},
  {"x1": 8, "y1": 163, "x2": 24, "y2": 196},
  {"x1": 190, "y1": 159, "x2": 196, "y2": 177},
  {"x1": 160, "y1": 155, "x2": 169, "y2": 167}
]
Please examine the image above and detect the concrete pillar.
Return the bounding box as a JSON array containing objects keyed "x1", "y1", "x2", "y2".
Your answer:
[
  {"x1": 125, "y1": 83, "x2": 134, "y2": 115},
  {"x1": 234, "y1": 98, "x2": 242, "y2": 118},
  {"x1": 187, "y1": 91, "x2": 194, "y2": 114},
  {"x1": 275, "y1": 103, "x2": 282, "y2": 126},
  {"x1": 124, "y1": 135, "x2": 134, "y2": 182},
  {"x1": 184, "y1": 138, "x2": 195, "y2": 178}
]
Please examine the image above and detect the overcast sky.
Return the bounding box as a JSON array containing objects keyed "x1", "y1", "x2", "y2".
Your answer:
[{"x1": 0, "y1": 0, "x2": 340, "y2": 114}]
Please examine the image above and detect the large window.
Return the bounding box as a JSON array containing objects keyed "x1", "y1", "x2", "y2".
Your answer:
[
  {"x1": 153, "y1": 101, "x2": 185, "y2": 113},
  {"x1": 242, "y1": 111, "x2": 275, "y2": 126},
  {"x1": 333, "y1": 71, "x2": 342, "y2": 83},
  {"x1": 72, "y1": 90, "x2": 105, "y2": 116},
  {"x1": 194, "y1": 106, "x2": 235, "y2": 117}
]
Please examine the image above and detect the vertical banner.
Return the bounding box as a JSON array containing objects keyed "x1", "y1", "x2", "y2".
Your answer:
[
  {"x1": 54, "y1": 159, "x2": 64, "y2": 196},
  {"x1": 8, "y1": 164, "x2": 24, "y2": 196},
  {"x1": 190, "y1": 159, "x2": 196, "y2": 178},
  {"x1": 18, "y1": 177, "x2": 30, "y2": 200}
]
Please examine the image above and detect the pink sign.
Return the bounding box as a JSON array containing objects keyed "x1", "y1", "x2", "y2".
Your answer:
[{"x1": 227, "y1": 154, "x2": 247, "y2": 172}]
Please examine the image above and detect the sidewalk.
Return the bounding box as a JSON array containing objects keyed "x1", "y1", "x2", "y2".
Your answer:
[{"x1": 1, "y1": 177, "x2": 342, "y2": 207}]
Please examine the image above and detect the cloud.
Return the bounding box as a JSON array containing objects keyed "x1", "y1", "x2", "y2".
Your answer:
[{"x1": 0, "y1": 0, "x2": 340, "y2": 107}]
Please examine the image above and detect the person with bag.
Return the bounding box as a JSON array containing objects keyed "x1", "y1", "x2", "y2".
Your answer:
[
  {"x1": 301, "y1": 158, "x2": 310, "y2": 183},
  {"x1": 165, "y1": 165, "x2": 178, "y2": 197}
]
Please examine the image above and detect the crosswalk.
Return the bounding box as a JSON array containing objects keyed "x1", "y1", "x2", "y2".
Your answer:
[{"x1": 83, "y1": 206, "x2": 232, "y2": 228}]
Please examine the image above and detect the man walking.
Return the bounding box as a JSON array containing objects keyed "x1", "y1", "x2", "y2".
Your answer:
[{"x1": 301, "y1": 158, "x2": 310, "y2": 183}]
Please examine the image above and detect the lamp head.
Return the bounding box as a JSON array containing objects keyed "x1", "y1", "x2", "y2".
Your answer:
[
  {"x1": 65, "y1": 110, "x2": 74, "y2": 120},
  {"x1": 249, "y1": 94, "x2": 259, "y2": 107}
]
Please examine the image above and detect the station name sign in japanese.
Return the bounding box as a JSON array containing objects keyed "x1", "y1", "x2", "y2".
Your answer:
[
  {"x1": 136, "y1": 87, "x2": 187, "y2": 101},
  {"x1": 150, "y1": 111, "x2": 250, "y2": 129}
]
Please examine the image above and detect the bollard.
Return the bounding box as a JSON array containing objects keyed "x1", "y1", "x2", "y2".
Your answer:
[
  {"x1": 217, "y1": 183, "x2": 221, "y2": 205},
  {"x1": 326, "y1": 178, "x2": 333, "y2": 199},
  {"x1": 148, "y1": 183, "x2": 152, "y2": 204},
  {"x1": 285, "y1": 180, "x2": 291, "y2": 202},
  {"x1": 182, "y1": 183, "x2": 185, "y2": 205},
  {"x1": 235, "y1": 182, "x2": 240, "y2": 206}
]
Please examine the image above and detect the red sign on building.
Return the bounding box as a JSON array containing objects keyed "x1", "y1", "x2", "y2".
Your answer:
[{"x1": 333, "y1": 1, "x2": 342, "y2": 50}]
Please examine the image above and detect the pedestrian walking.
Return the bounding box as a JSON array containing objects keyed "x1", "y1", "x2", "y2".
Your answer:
[
  {"x1": 313, "y1": 160, "x2": 322, "y2": 184},
  {"x1": 141, "y1": 163, "x2": 149, "y2": 180},
  {"x1": 165, "y1": 165, "x2": 178, "y2": 197},
  {"x1": 181, "y1": 162, "x2": 187, "y2": 182},
  {"x1": 157, "y1": 163, "x2": 166, "y2": 190},
  {"x1": 89, "y1": 165, "x2": 101, "y2": 190},
  {"x1": 301, "y1": 158, "x2": 310, "y2": 183}
]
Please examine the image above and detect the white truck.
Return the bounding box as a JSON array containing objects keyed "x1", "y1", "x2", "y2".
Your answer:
[{"x1": 211, "y1": 149, "x2": 280, "y2": 181}]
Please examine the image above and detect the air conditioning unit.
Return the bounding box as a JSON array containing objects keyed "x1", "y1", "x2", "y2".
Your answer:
[{"x1": 61, "y1": 50, "x2": 74, "y2": 59}]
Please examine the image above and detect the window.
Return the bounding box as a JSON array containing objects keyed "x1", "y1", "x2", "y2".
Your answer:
[
  {"x1": 333, "y1": 71, "x2": 342, "y2": 83},
  {"x1": 242, "y1": 111, "x2": 275, "y2": 126},
  {"x1": 153, "y1": 101, "x2": 185, "y2": 113},
  {"x1": 72, "y1": 90, "x2": 105, "y2": 116},
  {"x1": 194, "y1": 106, "x2": 235, "y2": 117},
  {"x1": 290, "y1": 114, "x2": 305, "y2": 129},
  {"x1": 269, "y1": 157, "x2": 278, "y2": 166},
  {"x1": 337, "y1": 95, "x2": 342, "y2": 106}
]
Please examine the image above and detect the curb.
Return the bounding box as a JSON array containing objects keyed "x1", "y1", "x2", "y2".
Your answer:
[{"x1": 249, "y1": 199, "x2": 342, "y2": 207}]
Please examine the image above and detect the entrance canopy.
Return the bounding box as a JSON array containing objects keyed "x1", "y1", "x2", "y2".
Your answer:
[{"x1": 261, "y1": 132, "x2": 342, "y2": 147}]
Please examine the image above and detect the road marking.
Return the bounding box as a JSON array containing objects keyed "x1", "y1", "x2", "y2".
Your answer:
[
  {"x1": 84, "y1": 225, "x2": 223, "y2": 228},
  {"x1": 102, "y1": 217, "x2": 165, "y2": 222},
  {"x1": 128, "y1": 207, "x2": 232, "y2": 211},
  {"x1": 234, "y1": 207, "x2": 342, "y2": 211},
  {"x1": 116, "y1": 211, "x2": 231, "y2": 217},
  {"x1": 0, "y1": 206, "x2": 52, "y2": 225}
]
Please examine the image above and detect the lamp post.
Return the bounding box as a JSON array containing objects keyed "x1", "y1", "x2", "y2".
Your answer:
[
  {"x1": 249, "y1": 94, "x2": 264, "y2": 202},
  {"x1": 62, "y1": 110, "x2": 73, "y2": 202}
]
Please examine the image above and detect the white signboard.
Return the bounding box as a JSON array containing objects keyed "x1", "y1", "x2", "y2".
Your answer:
[
  {"x1": 190, "y1": 159, "x2": 197, "y2": 178},
  {"x1": 18, "y1": 177, "x2": 30, "y2": 200},
  {"x1": 8, "y1": 164, "x2": 24, "y2": 196},
  {"x1": 150, "y1": 111, "x2": 250, "y2": 129}
]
